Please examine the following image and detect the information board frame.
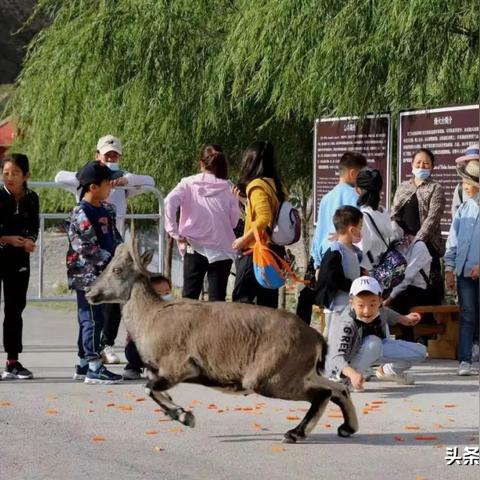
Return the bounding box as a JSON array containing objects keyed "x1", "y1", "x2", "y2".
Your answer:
[
  {"x1": 313, "y1": 114, "x2": 392, "y2": 224},
  {"x1": 398, "y1": 104, "x2": 479, "y2": 236}
]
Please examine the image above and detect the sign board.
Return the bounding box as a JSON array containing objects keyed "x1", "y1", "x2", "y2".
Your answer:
[
  {"x1": 398, "y1": 105, "x2": 479, "y2": 235},
  {"x1": 313, "y1": 115, "x2": 391, "y2": 223}
]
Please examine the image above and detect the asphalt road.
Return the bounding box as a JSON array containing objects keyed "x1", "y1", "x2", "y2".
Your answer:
[{"x1": 0, "y1": 305, "x2": 478, "y2": 480}]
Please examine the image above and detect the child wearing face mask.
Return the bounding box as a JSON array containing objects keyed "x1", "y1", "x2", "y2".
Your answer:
[
  {"x1": 325, "y1": 276, "x2": 426, "y2": 391},
  {"x1": 123, "y1": 275, "x2": 173, "y2": 380},
  {"x1": 55, "y1": 135, "x2": 155, "y2": 365},
  {"x1": 296, "y1": 206, "x2": 364, "y2": 326}
]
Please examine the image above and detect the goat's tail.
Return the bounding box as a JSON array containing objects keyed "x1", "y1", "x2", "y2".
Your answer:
[{"x1": 315, "y1": 334, "x2": 328, "y2": 375}]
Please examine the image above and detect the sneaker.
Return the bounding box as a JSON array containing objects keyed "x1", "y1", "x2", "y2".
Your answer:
[
  {"x1": 2, "y1": 361, "x2": 33, "y2": 380},
  {"x1": 375, "y1": 365, "x2": 415, "y2": 385},
  {"x1": 101, "y1": 346, "x2": 120, "y2": 364},
  {"x1": 84, "y1": 365, "x2": 123, "y2": 385},
  {"x1": 73, "y1": 364, "x2": 89, "y2": 380},
  {"x1": 471, "y1": 343, "x2": 479, "y2": 363},
  {"x1": 458, "y1": 361, "x2": 478, "y2": 376},
  {"x1": 123, "y1": 368, "x2": 142, "y2": 380}
]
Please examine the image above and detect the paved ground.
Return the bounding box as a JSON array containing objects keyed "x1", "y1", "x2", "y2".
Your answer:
[{"x1": 0, "y1": 306, "x2": 479, "y2": 480}]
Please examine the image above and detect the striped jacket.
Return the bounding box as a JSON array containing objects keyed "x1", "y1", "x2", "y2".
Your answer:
[{"x1": 391, "y1": 177, "x2": 446, "y2": 256}]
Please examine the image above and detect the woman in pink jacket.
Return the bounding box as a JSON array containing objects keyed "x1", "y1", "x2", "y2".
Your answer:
[{"x1": 164, "y1": 145, "x2": 240, "y2": 301}]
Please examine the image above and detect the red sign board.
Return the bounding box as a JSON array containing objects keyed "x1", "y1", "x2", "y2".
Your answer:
[
  {"x1": 313, "y1": 115, "x2": 391, "y2": 222},
  {"x1": 398, "y1": 105, "x2": 479, "y2": 235}
]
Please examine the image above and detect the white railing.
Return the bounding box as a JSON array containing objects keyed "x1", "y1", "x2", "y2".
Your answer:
[{"x1": 3, "y1": 182, "x2": 165, "y2": 302}]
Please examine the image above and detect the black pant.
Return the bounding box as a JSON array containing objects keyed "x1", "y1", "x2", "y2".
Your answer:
[
  {"x1": 296, "y1": 286, "x2": 316, "y2": 325},
  {"x1": 390, "y1": 285, "x2": 432, "y2": 341},
  {"x1": 100, "y1": 303, "x2": 121, "y2": 348},
  {"x1": 182, "y1": 251, "x2": 232, "y2": 302},
  {"x1": 125, "y1": 339, "x2": 143, "y2": 371},
  {"x1": 0, "y1": 251, "x2": 30, "y2": 359},
  {"x1": 232, "y1": 245, "x2": 285, "y2": 309}
]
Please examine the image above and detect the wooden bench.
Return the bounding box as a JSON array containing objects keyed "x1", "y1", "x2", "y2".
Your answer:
[{"x1": 392, "y1": 305, "x2": 460, "y2": 359}]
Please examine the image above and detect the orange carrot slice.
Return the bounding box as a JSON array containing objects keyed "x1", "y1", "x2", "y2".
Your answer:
[
  {"x1": 405, "y1": 425, "x2": 420, "y2": 430},
  {"x1": 135, "y1": 397, "x2": 146, "y2": 402},
  {"x1": 415, "y1": 435, "x2": 438, "y2": 441},
  {"x1": 145, "y1": 430, "x2": 159, "y2": 435},
  {"x1": 286, "y1": 415, "x2": 300, "y2": 420},
  {"x1": 91, "y1": 435, "x2": 106, "y2": 442}
]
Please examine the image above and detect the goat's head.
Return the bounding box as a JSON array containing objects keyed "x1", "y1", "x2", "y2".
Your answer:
[{"x1": 85, "y1": 237, "x2": 153, "y2": 305}]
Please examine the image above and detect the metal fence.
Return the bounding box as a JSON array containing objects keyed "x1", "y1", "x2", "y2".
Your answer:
[{"x1": 5, "y1": 182, "x2": 165, "y2": 302}]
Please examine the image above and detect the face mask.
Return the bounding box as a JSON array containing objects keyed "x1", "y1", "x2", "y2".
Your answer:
[
  {"x1": 412, "y1": 168, "x2": 431, "y2": 181},
  {"x1": 351, "y1": 228, "x2": 362, "y2": 244},
  {"x1": 105, "y1": 162, "x2": 120, "y2": 171},
  {"x1": 356, "y1": 312, "x2": 378, "y2": 323},
  {"x1": 161, "y1": 293, "x2": 173, "y2": 301}
]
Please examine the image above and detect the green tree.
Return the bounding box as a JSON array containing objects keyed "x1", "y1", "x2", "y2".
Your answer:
[{"x1": 9, "y1": 0, "x2": 479, "y2": 267}]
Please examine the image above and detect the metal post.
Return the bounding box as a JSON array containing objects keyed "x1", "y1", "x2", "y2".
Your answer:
[{"x1": 38, "y1": 216, "x2": 45, "y2": 299}]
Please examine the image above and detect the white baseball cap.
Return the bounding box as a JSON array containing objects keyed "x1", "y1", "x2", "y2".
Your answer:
[
  {"x1": 350, "y1": 276, "x2": 382, "y2": 297},
  {"x1": 96, "y1": 135, "x2": 123, "y2": 155}
]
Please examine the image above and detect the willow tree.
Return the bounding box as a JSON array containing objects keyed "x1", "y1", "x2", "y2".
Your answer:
[{"x1": 10, "y1": 0, "x2": 479, "y2": 264}]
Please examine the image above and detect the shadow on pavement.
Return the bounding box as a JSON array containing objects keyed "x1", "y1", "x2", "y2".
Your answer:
[{"x1": 214, "y1": 429, "x2": 478, "y2": 446}]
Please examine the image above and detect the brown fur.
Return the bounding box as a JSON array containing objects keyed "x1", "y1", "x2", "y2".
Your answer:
[{"x1": 86, "y1": 240, "x2": 358, "y2": 442}]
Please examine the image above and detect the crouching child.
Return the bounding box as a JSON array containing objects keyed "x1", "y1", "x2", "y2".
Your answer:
[
  {"x1": 325, "y1": 276, "x2": 427, "y2": 391},
  {"x1": 66, "y1": 161, "x2": 124, "y2": 384}
]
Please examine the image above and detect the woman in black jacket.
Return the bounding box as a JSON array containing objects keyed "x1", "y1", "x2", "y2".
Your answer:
[{"x1": 0, "y1": 154, "x2": 39, "y2": 379}]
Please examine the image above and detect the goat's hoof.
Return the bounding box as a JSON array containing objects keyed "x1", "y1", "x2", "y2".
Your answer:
[
  {"x1": 337, "y1": 423, "x2": 355, "y2": 438},
  {"x1": 178, "y1": 410, "x2": 195, "y2": 428},
  {"x1": 282, "y1": 430, "x2": 304, "y2": 444}
]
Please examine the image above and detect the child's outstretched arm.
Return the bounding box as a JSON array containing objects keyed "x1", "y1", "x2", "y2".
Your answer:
[{"x1": 342, "y1": 365, "x2": 364, "y2": 390}]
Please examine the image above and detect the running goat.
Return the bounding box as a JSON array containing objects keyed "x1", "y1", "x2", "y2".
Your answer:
[{"x1": 86, "y1": 238, "x2": 358, "y2": 443}]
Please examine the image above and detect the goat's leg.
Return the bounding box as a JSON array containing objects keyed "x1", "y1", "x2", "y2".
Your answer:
[
  {"x1": 283, "y1": 389, "x2": 332, "y2": 444},
  {"x1": 330, "y1": 387, "x2": 359, "y2": 438},
  {"x1": 145, "y1": 377, "x2": 195, "y2": 428}
]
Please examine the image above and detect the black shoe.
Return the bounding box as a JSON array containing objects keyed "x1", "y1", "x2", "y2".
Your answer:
[
  {"x1": 2, "y1": 361, "x2": 33, "y2": 379},
  {"x1": 73, "y1": 364, "x2": 89, "y2": 380}
]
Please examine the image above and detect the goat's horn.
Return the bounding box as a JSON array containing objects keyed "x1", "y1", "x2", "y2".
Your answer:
[{"x1": 128, "y1": 236, "x2": 150, "y2": 276}]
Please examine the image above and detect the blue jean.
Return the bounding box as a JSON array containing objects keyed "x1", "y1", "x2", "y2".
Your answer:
[
  {"x1": 350, "y1": 335, "x2": 427, "y2": 375},
  {"x1": 457, "y1": 276, "x2": 480, "y2": 363},
  {"x1": 76, "y1": 290, "x2": 105, "y2": 362}
]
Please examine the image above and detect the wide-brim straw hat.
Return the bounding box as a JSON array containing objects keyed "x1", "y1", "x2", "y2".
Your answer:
[
  {"x1": 456, "y1": 144, "x2": 479, "y2": 165},
  {"x1": 457, "y1": 159, "x2": 479, "y2": 188}
]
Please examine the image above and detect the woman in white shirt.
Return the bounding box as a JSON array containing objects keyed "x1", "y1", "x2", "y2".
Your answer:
[
  {"x1": 383, "y1": 236, "x2": 433, "y2": 340},
  {"x1": 355, "y1": 168, "x2": 397, "y2": 271}
]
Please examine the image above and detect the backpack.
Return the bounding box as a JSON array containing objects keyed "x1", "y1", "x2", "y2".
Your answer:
[
  {"x1": 364, "y1": 212, "x2": 407, "y2": 292},
  {"x1": 271, "y1": 200, "x2": 302, "y2": 246},
  {"x1": 250, "y1": 228, "x2": 305, "y2": 290},
  {"x1": 257, "y1": 179, "x2": 300, "y2": 246}
]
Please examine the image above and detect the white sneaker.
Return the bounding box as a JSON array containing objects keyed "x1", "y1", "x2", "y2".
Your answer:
[
  {"x1": 376, "y1": 365, "x2": 415, "y2": 385},
  {"x1": 101, "y1": 346, "x2": 120, "y2": 364},
  {"x1": 458, "y1": 361, "x2": 478, "y2": 376}
]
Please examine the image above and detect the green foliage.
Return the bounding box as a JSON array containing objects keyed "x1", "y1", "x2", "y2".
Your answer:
[{"x1": 9, "y1": 0, "x2": 479, "y2": 215}]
